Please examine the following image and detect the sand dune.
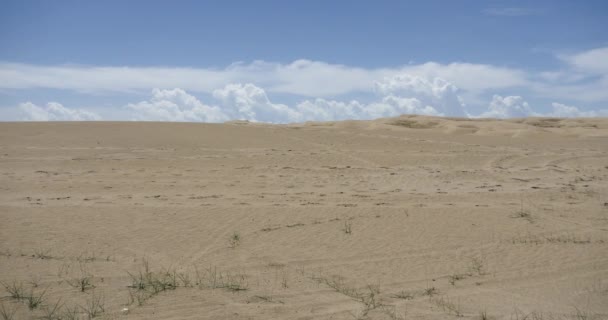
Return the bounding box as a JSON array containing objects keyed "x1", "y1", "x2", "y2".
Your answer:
[{"x1": 1, "y1": 115, "x2": 607, "y2": 319}]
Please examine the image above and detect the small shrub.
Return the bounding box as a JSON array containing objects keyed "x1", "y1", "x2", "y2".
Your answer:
[
  {"x1": 343, "y1": 221, "x2": 352, "y2": 235},
  {"x1": 81, "y1": 293, "x2": 104, "y2": 319},
  {"x1": 1, "y1": 281, "x2": 25, "y2": 300},
  {"x1": 229, "y1": 232, "x2": 241, "y2": 248},
  {"x1": 40, "y1": 299, "x2": 63, "y2": 320},
  {"x1": 423, "y1": 286, "x2": 439, "y2": 297},
  {"x1": 33, "y1": 248, "x2": 53, "y2": 260},
  {"x1": 67, "y1": 276, "x2": 95, "y2": 292},
  {"x1": 392, "y1": 290, "x2": 414, "y2": 300},
  {"x1": 25, "y1": 288, "x2": 46, "y2": 310}
]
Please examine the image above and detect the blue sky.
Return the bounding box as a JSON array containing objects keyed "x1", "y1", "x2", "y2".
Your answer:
[{"x1": 1, "y1": 0, "x2": 607, "y2": 121}]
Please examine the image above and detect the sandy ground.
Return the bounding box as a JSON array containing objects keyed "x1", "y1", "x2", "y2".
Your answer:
[{"x1": 1, "y1": 115, "x2": 607, "y2": 320}]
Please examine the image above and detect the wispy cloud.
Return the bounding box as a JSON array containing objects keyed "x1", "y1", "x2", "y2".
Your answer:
[
  {"x1": 0, "y1": 60, "x2": 527, "y2": 97},
  {"x1": 483, "y1": 7, "x2": 538, "y2": 17}
]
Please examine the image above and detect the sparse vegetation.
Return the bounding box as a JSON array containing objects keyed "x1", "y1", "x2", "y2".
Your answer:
[
  {"x1": 67, "y1": 275, "x2": 95, "y2": 292},
  {"x1": 391, "y1": 290, "x2": 414, "y2": 300},
  {"x1": 431, "y1": 295, "x2": 463, "y2": 317},
  {"x1": 469, "y1": 257, "x2": 487, "y2": 276},
  {"x1": 33, "y1": 248, "x2": 53, "y2": 260},
  {"x1": 25, "y1": 287, "x2": 47, "y2": 310},
  {"x1": 311, "y1": 275, "x2": 384, "y2": 316},
  {"x1": 343, "y1": 221, "x2": 352, "y2": 234},
  {"x1": 67, "y1": 265, "x2": 95, "y2": 292},
  {"x1": 81, "y1": 293, "x2": 104, "y2": 319},
  {"x1": 448, "y1": 273, "x2": 469, "y2": 286},
  {"x1": 512, "y1": 200, "x2": 534, "y2": 222},
  {"x1": 1, "y1": 281, "x2": 26, "y2": 300},
  {"x1": 40, "y1": 299, "x2": 63, "y2": 320},
  {"x1": 423, "y1": 286, "x2": 439, "y2": 297},
  {"x1": 229, "y1": 232, "x2": 241, "y2": 248}
]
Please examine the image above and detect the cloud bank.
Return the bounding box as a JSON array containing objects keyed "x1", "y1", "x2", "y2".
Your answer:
[
  {"x1": 7, "y1": 47, "x2": 608, "y2": 122},
  {"x1": 18, "y1": 74, "x2": 606, "y2": 123},
  {"x1": 19, "y1": 102, "x2": 101, "y2": 121}
]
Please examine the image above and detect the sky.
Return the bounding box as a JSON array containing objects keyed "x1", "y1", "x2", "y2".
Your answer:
[{"x1": 1, "y1": 0, "x2": 607, "y2": 122}]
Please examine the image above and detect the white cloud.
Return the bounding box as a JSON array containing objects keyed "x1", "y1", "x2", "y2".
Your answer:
[
  {"x1": 549, "y1": 102, "x2": 608, "y2": 117},
  {"x1": 374, "y1": 74, "x2": 466, "y2": 116},
  {"x1": 212, "y1": 83, "x2": 301, "y2": 123},
  {"x1": 0, "y1": 60, "x2": 527, "y2": 99},
  {"x1": 127, "y1": 88, "x2": 228, "y2": 122},
  {"x1": 478, "y1": 95, "x2": 537, "y2": 118},
  {"x1": 560, "y1": 47, "x2": 608, "y2": 74},
  {"x1": 19, "y1": 102, "x2": 101, "y2": 121},
  {"x1": 125, "y1": 74, "x2": 459, "y2": 123}
]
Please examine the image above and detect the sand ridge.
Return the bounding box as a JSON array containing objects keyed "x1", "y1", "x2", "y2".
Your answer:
[{"x1": 1, "y1": 115, "x2": 607, "y2": 319}]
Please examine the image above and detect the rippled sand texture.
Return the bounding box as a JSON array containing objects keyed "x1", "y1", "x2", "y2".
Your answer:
[{"x1": 1, "y1": 116, "x2": 607, "y2": 319}]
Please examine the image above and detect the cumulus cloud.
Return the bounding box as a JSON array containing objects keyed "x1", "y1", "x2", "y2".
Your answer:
[
  {"x1": 123, "y1": 74, "x2": 464, "y2": 123},
  {"x1": 19, "y1": 102, "x2": 101, "y2": 121},
  {"x1": 478, "y1": 95, "x2": 537, "y2": 118},
  {"x1": 375, "y1": 74, "x2": 466, "y2": 116},
  {"x1": 549, "y1": 102, "x2": 608, "y2": 117},
  {"x1": 127, "y1": 88, "x2": 228, "y2": 122},
  {"x1": 213, "y1": 83, "x2": 301, "y2": 122}
]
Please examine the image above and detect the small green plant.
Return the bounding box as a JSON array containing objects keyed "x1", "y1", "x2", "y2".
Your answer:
[
  {"x1": 81, "y1": 293, "x2": 104, "y2": 319},
  {"x1": 431, "y1": 295, "x2": 463, "y2": 317},
  {"x1": 229, "y1": 232, "x2": 241, "y2": 248},
  {"x1": 423, "y1": 286, "x2": 439, "y2": 297},
  {"x1": 480, "y1": 310, "x2": 491, "y2": 320},
  {"x1": 33, "y1": 248, "x2": 53, "y2": 260},
  {"x1": 469, "y1": 257, "x2": 487, "y2": 276},
  {"x1": 61, "y1": 305, "x2": 80, "y2": 320},
  {"x1": 25, "y1": 288, "x2": 46, "y2": 310},
  {"x1": 281, "y1": 272, "x2": 288, "y2": 289},
  {"x1": 343, "y1": 221, "x2": 352, "y2": 234},
  {"x1": 1, "y1": 281, "x2": 26, "y2": 300},
  {"x1": 391, "y1": 290, "x2": 414, "y2": 300},
  {"x1": 67, "y1": 276, "x2": 95, "y2": 292},
  {"x1": 40, "y1": 299, "x2": 63, "y2": 320},
  {"x1": 513, "y1": 200, "x2": 533, "y2": 222},
  {"x1": 448, "y1": 273, "x2": 468, "y2": 286}
]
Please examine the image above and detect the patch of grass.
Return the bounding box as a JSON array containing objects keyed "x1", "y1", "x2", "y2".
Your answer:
[
  {"x1": 469, "y1": 256, "x2": 487, "y2": 276},
  {"x1": 81, "y1": 293, "x2": 104, "y2": 319},
  {"x1": 40, "y1": 299, "x2": 63, "y2": 320},
  {"x1": 33, "y1": 248, "x2": 54, "y2": 260},
  {"x1": 61, "y1": 305, "x2": 80, "y2": 320},
  {"x1": 480, "y1": 310, "x2": 492, "y2": 320},
  {"x1": 422, "y1": 286, "x2": 439, "y2": 297},
  {"x1": 311, "y1": 275, "x2": 384, "y2": 316},
  {"x1": 343, "y1": 221, "x2": 352, "y2": 235},
  {"x1": 67, "y1": 276, "x2": 95, "y2": 293},
  {"x1": 67, "y1": 264, "x2": 95, "y2": 292},
  {"x1": 391, "y1": 290, "x2": 415, "y2": 300},
  {"x1": 448, "y1": 273, "x2": 469, "y2": 286},
  {"x1": 195, "y1": 266, "x2": 249, "y2": 292},
  {"x1": 512, "y1": 200, "x2": 534, "y2": 223},
  {"x1": 25, "y1": 287, "x2": 47, "y2": 310},
  {"x1": 431, "y1": 295, "x2": 463, "y2": 317},
  {"x1": 229, "y1": 232, "x2": 241, "y2": 248},
  {"x1": 1, "y1": 281, "x2": 26, "y2": 300}
]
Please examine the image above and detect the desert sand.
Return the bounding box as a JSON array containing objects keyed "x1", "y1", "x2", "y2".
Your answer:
[{"x1": 1, "y1": 115, "x2": 607, "y2": 319}]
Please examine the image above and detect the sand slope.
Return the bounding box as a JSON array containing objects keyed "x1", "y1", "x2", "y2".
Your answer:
[{"x1": 1, "y1": 115, "x2": 607, "y2": 319}]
